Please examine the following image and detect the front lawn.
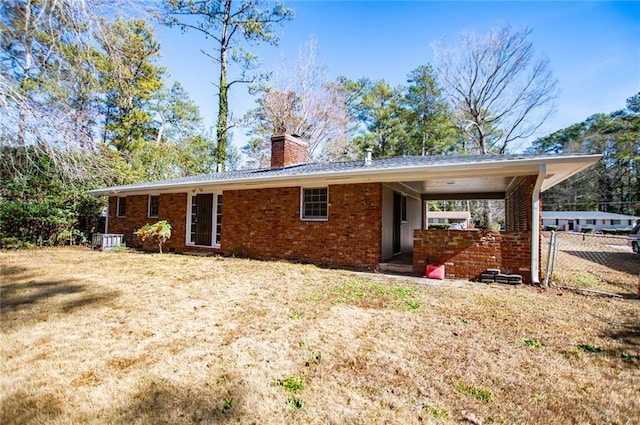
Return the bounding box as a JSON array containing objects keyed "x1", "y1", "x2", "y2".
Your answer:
[{"x1": 1, "y1": 248, "x2": 638, "y2": 424}]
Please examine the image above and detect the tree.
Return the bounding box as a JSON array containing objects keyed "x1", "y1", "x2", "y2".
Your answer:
[
  {"x1": 242, "y1": 38, "x2": 349, "y2": 166},
  {"x1": 98, "y1": 19, "x2": 164, "y2": 155},
  {"x1": 529, "y1": 93, "x2": 640, "y2": 214},
  {"x1": 433, "y1": 24, "x2": 558, "y2": 154},
  {"x1": 161, "y1": 0, "x2": 294, "y2": 169},
  {"x1": 348, "y1": 78, "x2": 405, "y2": 157},
  {"x1": 0, "y1": 0, "x2": 136, "y2": 182},
  {"x1": 400, "y1": 65, "x2": 460, "y2": 156}
]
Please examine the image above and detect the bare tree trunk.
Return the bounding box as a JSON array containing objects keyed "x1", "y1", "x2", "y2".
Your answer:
[{"x1": 214, "y1": 0, "x2": 232, "y2": 169}]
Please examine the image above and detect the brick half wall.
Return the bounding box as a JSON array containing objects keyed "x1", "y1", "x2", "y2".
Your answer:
[
  {"x1": 222, "y1": 183, "x2": 383, "y2": 269},
  {"x1": 413, "y1": 229, "x2": 534, "y2": 283}
]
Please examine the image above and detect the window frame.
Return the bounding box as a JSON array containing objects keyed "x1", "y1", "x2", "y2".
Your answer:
[
  {"x1": 116, "y1": 196, "x2": 126, "y2": 218},
  {"x1": 148, "y1": 195, "x2": 160, "y2": 218},
  {"x1": 300, "y1": 187, "x2": 329, "y2": 221}
]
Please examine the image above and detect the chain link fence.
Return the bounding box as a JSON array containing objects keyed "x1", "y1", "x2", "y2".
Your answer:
[{"x1": 542, "y1": 231, "x2": 640, "y2": 297}]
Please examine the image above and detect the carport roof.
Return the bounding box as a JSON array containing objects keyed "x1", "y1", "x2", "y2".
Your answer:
[{"x1": 87, "y1": 152, "x2": 602, "y2": 197}]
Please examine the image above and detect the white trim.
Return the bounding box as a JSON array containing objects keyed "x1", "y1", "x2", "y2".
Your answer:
[
  {"x1": 185, "y1": 192, "x2": 222, "y2": 248},
  {"x1": 531, "y1": 164, "x2": 546, "y2": 285},
  {"x1": 300, "y1": 186, "x2": 329, "y2": 221},
  {"x1": 147, "y1": 194, "x2": 159, "y2": 218},
  {"x1": 116, "y1": 196, "x2": 126, "y2": 217},
  {"x1": 184, "y1": 194, "x2": 190, "y2": 247}
]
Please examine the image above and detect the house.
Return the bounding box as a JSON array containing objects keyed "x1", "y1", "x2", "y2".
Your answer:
[
  {"x1": 541, "y1": 211, "x2": 639, "y2": 232},
  {"x1": 426, "y1": 211, "x2": 472, "y2": 229},
  {"x1": 88, "y1": 134, "x2": 601, "y2": 284}
]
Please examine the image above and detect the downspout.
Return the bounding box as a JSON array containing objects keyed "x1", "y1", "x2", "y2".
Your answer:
[
  {"x1": 105, "y1": 204, "x2": 109, "y2": 234},
  {"x1": 531, "y1": 164, "x2": 547, "y2": 284}
]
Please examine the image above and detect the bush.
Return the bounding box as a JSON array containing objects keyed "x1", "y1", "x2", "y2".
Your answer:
[
  {"x1": 601, "y1": 228, "x2": 632, "y2": 235},
  {"x1": 428, "y1": 223, "x2": 451, "y2": 229},
  {"x1": 580, "y1": 226, "x2": 594, "y2": 234},
  {"x1": 135, "y1": 220, "x2": 172, "y2": 254},
  {"x1": 544, "y1": 225, "x2": 559, "y2": 231},
  {"x1": 0, "y1": 147, "x2": 107, "y2": 247}
]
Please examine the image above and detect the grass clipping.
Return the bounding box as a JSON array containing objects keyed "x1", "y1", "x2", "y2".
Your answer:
[{"x1": 1, "y1": 247, "x2": 639, "y2": 424}]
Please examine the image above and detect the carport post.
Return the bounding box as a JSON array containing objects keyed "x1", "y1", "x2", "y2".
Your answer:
[{"x1": 531, "y1": 164, "x2": 547, "y2": 284}]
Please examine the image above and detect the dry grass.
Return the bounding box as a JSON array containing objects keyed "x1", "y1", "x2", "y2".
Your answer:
[
  {"x1": 542, "y1": 232, "x2": 640, "y2": 295},
  {"x1": 1, "y1": 247, "x2": 639, "y2": 424}
]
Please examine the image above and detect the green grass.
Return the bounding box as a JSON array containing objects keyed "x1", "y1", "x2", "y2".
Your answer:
[
  {"x1": 286, "y1": 397, "x2": 304, "y2": 410},
  {"x1": 223, "y1": 397, "x2": 233, "y2": 411},
  {"x1": 454, "y1": 381, "x2": 494, "y2": 403},
  {"x1": 564, "y1": 270, "x2": 602, "y2": 287},
  {"x1": 311, "y1": 278, "x2": 421, "y2": 311},
  {"x1": 275, "y1": 375, "x2": 306, "y2": 393},
  {"x1": 522, "y1": 338, "x2": 545, "y2": 349},
  {"x1": 578, "y1": 343, "x2": 604, "y2": 353},
  {"x1": 425, "y1": 405, "x2": 449, "y2": 418}
]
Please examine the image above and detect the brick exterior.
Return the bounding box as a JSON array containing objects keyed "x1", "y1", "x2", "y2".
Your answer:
[
  {"x1": 107, "y1": 183, "x2": 382, "y2": 268},
  {"x1": 413, "y1": 229, "x2": 534, "y2": 283},
  {"x1": 108, "y1": 193, "x2": 195, "y2": 251},
  {"x1": 270, "y1": 134, "x2": 309, "y2": 168},
  {"x1": 105, "y1": 179, "x2": 536, "y2": 279},
  {"x1": 222, "y1": 183, "x2": 383, "y2": 269}
]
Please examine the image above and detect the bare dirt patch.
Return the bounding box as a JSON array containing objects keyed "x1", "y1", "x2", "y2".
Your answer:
[{"x1": 1, "y1": 247, "x2": 639, "y2": 424}]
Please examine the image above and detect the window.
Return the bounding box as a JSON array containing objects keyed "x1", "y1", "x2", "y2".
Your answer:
[
  {"x1": 586, "y1": 219, "x2": 595, "y2": 225},
  {"x1": 148, "y1": 195, "x2": 159, "y2": 218},
  {"x1": 401, "y1": 194, "x2": 407, "y2": 222},
  {"x1": 116, "y1": 196, "x2": 126, "y2": 217},
  {"x1": 301, "y1": 187, "x2": 328, "y2": 220},
  {"x1": 611, "y1": 219, "x2": 621, "y2": 225}
]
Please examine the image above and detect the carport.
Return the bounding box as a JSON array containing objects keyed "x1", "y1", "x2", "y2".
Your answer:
[{"x1": 377, "y1": 154, "x2": 602, "y2": 283}]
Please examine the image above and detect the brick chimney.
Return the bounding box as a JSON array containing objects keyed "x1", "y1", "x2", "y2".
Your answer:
[{"x1": 270, "y1": 134, "x2": 308, "y2": 168}]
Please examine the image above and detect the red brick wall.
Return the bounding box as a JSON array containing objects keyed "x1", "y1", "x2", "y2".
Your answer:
[
  {"x1": 108, "y1": 193, "x2": 193, "y2": 251},
  {"x1": 108, "y1": 195, "x2": 147, "y2": 247},
  {"x1": 270, "y1": 134, "x2": 308, "y2": 168},
  {"x1": 413, "y1": 229, "x2": 534, "y2": 283},
  {"x1": 222, "y1": 183, "x2": 383, "y2": 269}
]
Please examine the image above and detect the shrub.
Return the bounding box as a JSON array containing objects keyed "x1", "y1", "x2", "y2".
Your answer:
[
  {"x1": 428, "y1": 223, "x2": 450, "y2": 229},
  {"x1": 601, "y1": 228, "x2": 632, "y2": 235},
  {"x1": 544, "y1": 225, "x2": 559, "y2": 231},
  {"x1": 135, "y1": 220, "x2": 172, "y2": 254},
  {"x1": 580, "y1": 226, "x2": 594, "y2": 234}
]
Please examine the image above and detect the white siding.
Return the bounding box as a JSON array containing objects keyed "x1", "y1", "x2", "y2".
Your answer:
[{"x1": 381, "y1": 184, "x2": 422, "y2": 261}]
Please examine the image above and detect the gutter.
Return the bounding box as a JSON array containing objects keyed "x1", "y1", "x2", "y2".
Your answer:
[{"x1": 531, "y1": 164, "x2": 547, "y2": 285}]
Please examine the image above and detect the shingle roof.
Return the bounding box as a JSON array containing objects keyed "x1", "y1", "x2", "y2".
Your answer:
[{"x1": 87, "y1": 153, "x2": 596, "y2": 195}]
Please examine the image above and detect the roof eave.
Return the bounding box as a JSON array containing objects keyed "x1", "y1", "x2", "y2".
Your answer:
[{"x1": 86, "y1": 154, "x2": 602, "y2": 196}]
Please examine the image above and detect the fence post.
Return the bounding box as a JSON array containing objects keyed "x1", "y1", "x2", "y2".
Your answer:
[{"x1": 543, "y1": 231, "x2": 555, "y2": 288}]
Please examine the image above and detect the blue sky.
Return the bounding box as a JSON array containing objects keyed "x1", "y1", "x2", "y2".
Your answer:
[{"x1": 154, "y1": 1, "x2": 640, "y2": 153}]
